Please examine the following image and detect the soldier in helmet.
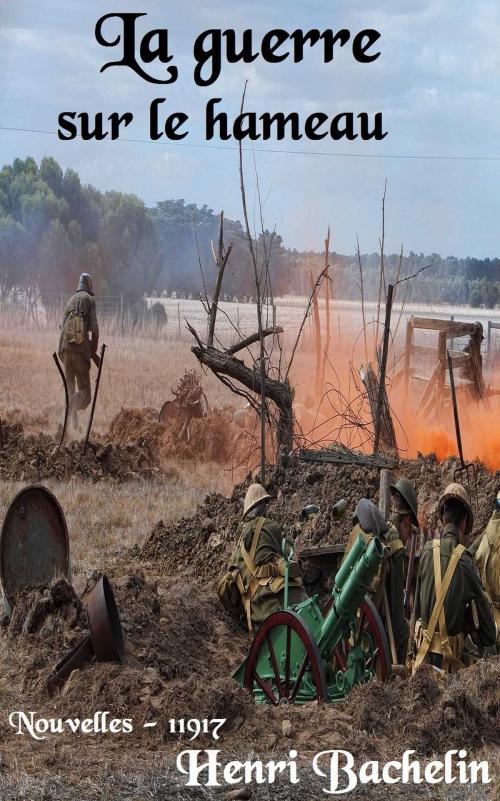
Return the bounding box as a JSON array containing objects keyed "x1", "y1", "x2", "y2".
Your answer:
[
  {"x1": 220, "y1": 483, "x2": 306, "y2": 633},
  {"x1": 58, "y1": 273, "x2": 99, "y2": 430},
  {"x1": 469, "y1": 489, "x2": 500, "y2": 651},
  {"x1": 342, "y1": 478, "x2": 418, "y2": 664},
  {"x1": 410, "y1": 483, "x2": 495, "y2": 673}
]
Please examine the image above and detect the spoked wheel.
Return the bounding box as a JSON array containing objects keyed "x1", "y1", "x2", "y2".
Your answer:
[
  {"x1": 243, "y1": 610, "x2": 327, "y2": 705},
  {"x1": 324, "y1": 595, "x2": 391, "y2": 682}
]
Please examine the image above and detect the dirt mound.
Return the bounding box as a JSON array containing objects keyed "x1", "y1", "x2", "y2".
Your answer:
[
  {"x1": 1, "y1": 571, "x2": 250, "y2": 739},
  {"x1": 108, "y1": 407, "x2": 164, "y2": 449},
  {"x1": 1, "y1": 570, "x2": 498, "y2": 769},
  {"x1": 141, "y1": 453, "x2": 500, "y2": 584},
  {"x1": 109, "y1": 406, "x2": 249, "y2": 467},
  {"x1": 344, "y1": 657, "x2": 500, "y2": 755},
  {"x1": 0, "y1": 421, "x2": 162, "y2": 482}
]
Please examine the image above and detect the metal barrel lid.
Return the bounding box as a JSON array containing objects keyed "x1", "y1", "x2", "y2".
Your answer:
[
  {"x1": 0, "y1": 485, "x2": 70, "y2": 606},
  {"x1": 87, "y1": 575, "x2": 125, "y2": 662}
]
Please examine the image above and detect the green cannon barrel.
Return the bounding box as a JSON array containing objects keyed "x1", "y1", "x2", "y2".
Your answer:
[
  {"x1": 331, "y1": 533, "x2": 366, "y2": 596},
  {"x1": 318, "y1": 535, "x2": 383, "y2": 656}
]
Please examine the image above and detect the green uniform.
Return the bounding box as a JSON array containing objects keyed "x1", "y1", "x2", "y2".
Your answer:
[
  {"x1": 469, "y1": 511, "x2": 500, "y2": 649},
  {"x1": 414, "y1": 524, "x2": 496, "y2": 668},
  {"x1": 228, "y1": 516, "x2": 307, "y2": 631},
  {"x1": 344, "y1": 521, "x2": 407, "y2": 663},
  {"x1": 58, "y1": 290, "x2": 99, "y2": 413},
  {"x1": 58, "y1": 289, "x2": 99, "y2": 362}
]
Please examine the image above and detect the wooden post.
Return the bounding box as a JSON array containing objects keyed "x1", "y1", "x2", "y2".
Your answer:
[
  {"x1": 404, "y1": 317, "x2": 413, "y2": 403},
  {"x1": 373, "y1": 283, "x2": 394, "y2": 454},
  {"x1": 437, "y1": 329, "x2": 447, "y2": 414},
  {"x1": 379, "y1": 468, "x2": 393, "y2": 521}
]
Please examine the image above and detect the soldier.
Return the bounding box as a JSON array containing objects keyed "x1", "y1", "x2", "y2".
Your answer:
[
  {"x1": 58, "y1": 273, "x2": 99, "y2": 430},
  {"x1": 218, "y1": 484, "x2": 306, "y2": 633},
  {"x1": 469, "y1": 490, "x2": 500, "y2": 651},
  {"x1": 343, "y1": 479, "x2": 418, "y2": 664},
  {"x1": 410, "y1": 483, "x2": 495, "y2": 673}
]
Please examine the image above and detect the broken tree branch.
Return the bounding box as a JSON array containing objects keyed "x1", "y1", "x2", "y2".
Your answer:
[{"x1": 227, "y1": 326, "x2": 284, "y2": 355}]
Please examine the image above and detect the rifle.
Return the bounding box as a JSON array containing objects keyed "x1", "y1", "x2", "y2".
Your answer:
[
  {"x1": 403, "y1": 529, "x2": 417, "y2": 616},
  {"x1": 91, "y1": 352, "x2": 101, "y2": 369}
]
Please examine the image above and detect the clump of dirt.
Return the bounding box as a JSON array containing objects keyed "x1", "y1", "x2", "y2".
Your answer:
[
  {"x1": 108, "y1": 407, "x2": 165, "y2": 450},
  {"x1": 344, "y1": 658, "x2": 500, "y2": 755},
  {"x1": 109, "y1": 406, "x2": 249, "y2": 467},
  {"x1": 0, "y1": 421, "x2": 163, "y2": 482},
  {"x1": 5, "y1": 577, "x2": 84, "y2": 641},
  {"x1": 1, "y1": 570, "x2": 250, "y2": 738}
]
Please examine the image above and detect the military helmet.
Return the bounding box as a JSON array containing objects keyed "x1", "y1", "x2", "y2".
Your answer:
[
  {"x1": 390, "y1": 477, "x2": 418, "y2": 526},
  {"x1": 354, "y1": 499, "x2": 389, "y2": 538},
  {"x1": 78, "y1": 272, "x2": 94, "y2": 295},
  {"x1": 243, "y1": 483, "x2": 271, "y2": 517},
  {"x1": 438, "y1": 482, "x2": 473, "y2": 534}
]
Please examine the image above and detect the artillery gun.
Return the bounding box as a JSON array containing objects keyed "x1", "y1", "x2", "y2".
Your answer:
[{"x1": 234, "y1": 533, "x2": 390, "y2": 704}]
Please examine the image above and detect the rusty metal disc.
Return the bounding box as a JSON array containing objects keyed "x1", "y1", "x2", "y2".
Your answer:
[{"x1": 0, "y1": 485, "x2": 70, "y2": 606}]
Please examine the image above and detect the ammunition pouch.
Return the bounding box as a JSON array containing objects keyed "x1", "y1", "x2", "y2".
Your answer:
[
  {"x1": 413, "y1": 618, "x2": 464, "y2": 670},
  {"x1": 217, "y1": 569, "x2": 244, "y2": 619},
  {"x1": 65, "y1": 310, "x2": 87, "y2": 345}
]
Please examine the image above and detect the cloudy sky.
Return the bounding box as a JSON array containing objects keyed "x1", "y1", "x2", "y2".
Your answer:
[{"x1": 1, "y1": 0, "x2": 499, "y2": 257}]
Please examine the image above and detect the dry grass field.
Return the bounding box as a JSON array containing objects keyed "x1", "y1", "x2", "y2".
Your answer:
[
  {"x1": 0, "y1": 313, "x2": 238, "y2": 588},
  {"x1": 0, "y1": 308, "x2": 499, "y2": 801}
]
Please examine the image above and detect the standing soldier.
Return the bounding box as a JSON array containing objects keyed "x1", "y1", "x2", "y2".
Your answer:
[
  {"x1": 217, "y1": 484, "x2": 306, "y2": 633},
  {"x1": 469, "y1": 490, "x2": 500, "y2": 651},
  {"x1": 58, "y1": 273, "x2": 99, "y2": 430},
  {"x1": 410, "y1": 483, "x2": 495, "y2": 673}
]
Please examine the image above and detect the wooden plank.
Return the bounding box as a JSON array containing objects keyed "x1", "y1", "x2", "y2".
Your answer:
[
  {"x1": 411, "y1": 317, "x2": 476, "y2": 337},
  {"x1": 412, "y1": 317, "x2": 454, "y2": 330},
  {"x1": 300, "y1": 544, "x2": 345, "y2": 560},
  {"x1": 410, "y1": 343, "x2": 439, "y2": 358}
]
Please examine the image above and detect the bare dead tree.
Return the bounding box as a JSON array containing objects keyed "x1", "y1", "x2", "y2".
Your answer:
[
  {"x1": 356, "y1": 234, "x2": 369, "y2": 365},
  {"x1": 375, "y1": 179, "x2": 387, "y2": 352},
  {"x1": 322, "y1": 227, "x2": 331, "y2": 388}
]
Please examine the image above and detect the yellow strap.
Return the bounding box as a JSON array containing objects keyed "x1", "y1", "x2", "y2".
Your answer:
[
  {"x1": 238, "y1": 517, "x2": 267, "y2": 634},
  {"x1": 413, "y1": 540, "x2": 465, "y2": 672},
  {"x1": 433, "y1": 541, "x2": 463, "y2": 671},
  {"x1": 240, "y1": 517, "x2": 265, "y2": 577}
]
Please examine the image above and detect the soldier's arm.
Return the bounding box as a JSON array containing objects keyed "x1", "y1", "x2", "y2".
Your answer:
[
  {"x1": 254, "y1": 520, "x2": 283, "y2": 566},
  {"x1": 464, "y1": 557, "x2": 496, "y2": 647},
  {"x1": 468, "y1": 532, "x2": 483, "y2": 559}
]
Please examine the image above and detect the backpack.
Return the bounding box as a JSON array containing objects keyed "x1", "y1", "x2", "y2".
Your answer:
[{"x1": 65, "y1": 310, "x2": 86, "y2": 345}]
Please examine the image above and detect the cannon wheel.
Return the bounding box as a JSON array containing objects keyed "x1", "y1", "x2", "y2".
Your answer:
[
  {"x1": 323, "y1": 595, "x2": 391, "y2": 682},
  {"x1": 159, "y1": 400, "x2": 178, "y2": 424},
  {"x1": 243, "y1": 610, "x2": 327, "y2": 705}
]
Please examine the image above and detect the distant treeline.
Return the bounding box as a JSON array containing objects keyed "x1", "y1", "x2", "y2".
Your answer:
[{"x1": 0, "y1": 156, "x2": 498, "y2": 307}]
